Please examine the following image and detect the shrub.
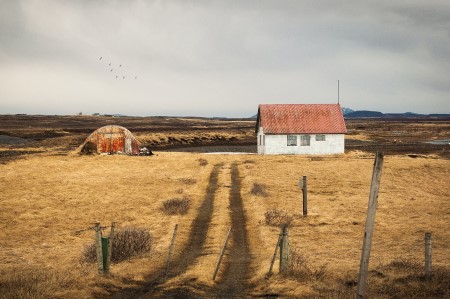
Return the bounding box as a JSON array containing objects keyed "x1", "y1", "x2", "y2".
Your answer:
[
  {"x1": 80, "y1": 141, "x2": 97, "y2": 155},
  {"x1": 198, "y1": 158, "x2": 208, "y2": 166},
  {"x1": 284, "y1": 247, "x2": 327, "y2": 281},
  {"x1": 250, "y1": 183, "x2": 268, "y2": 197},
  {"x1": 264, "y1": 209, "x2": 293, "y2": 227},
  {"x1": 162, "y1": 197, "x2": 191, "y2": 215},
  {"x1": 82, "y1": 227, "x2": 152, "y2": 263}
]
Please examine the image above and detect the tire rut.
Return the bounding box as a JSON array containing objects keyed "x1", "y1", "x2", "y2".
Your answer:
[
  {"x1": 167, "y1": 162, "x2": 224, "y2": 277},
  {"x1": 113, "y1": 163, "x2": 223, "y2": 299},
  {"x1": 214, "y1": 162, "x2": 252, "y2": 297}
]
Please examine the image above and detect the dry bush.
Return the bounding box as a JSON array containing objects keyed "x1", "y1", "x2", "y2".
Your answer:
[
  {"x1": 251, "y1": 183, "x2": 269, "y2": 197},
  {"x1": 372, "y1": 257, "x2": 450, "y2": 298},
  {"x1": 80, "y1": 141, "x2": 97, "y2": 155},
  {"x1": 179, "y1": 177, "x2": 197, "y2": 185},
  {"x1": 197, "y1": 158, "x2": 208, "y2": 166},
  {"x1": 264, "y1": 209, "x2": 293, "y2": 227},
  {"x1": 82, "y1": 227, "x2": 152, "y2": 263},
  {"x1": 243, "y1": 159, "x2": 255, "y2": 164},
  {"x1": 283, "y1": 247, "x2": 327, "y2": 281},
  {"x1": 162, "y1": 197, "x2": 191, "y2": 215},
  {"x1": 0, "y1": 268, "x2": 73, "y2": 299}
]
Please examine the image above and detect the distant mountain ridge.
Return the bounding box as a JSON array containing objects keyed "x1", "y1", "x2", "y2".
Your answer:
[{"x1": 342, "y1": 107, "x2": 450, "y2": 118}]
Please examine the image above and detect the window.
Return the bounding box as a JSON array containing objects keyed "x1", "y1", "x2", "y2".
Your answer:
[
  {"x1": 300, "y1": 135, "x2": 311, "y2": 146},
  {"x1": 287, "y1": 135, "x2": 297, "y2": 146},
  {"x1": 316, "y1": 134, "x2": 326, "y2": 141}
]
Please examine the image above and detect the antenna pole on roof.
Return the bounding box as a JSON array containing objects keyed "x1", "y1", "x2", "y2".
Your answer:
[{"x1": 338, "y1": 80, "x2": 340, "y2": 104}]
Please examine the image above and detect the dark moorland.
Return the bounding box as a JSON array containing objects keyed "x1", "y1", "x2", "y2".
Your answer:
[{"x1": 0, "y1": 114, "x2": 449, "y2": 163}]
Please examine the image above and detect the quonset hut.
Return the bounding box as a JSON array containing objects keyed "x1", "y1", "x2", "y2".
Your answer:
[{"x1": 81, "y1": 125, "x2": 140, "y2": 155}]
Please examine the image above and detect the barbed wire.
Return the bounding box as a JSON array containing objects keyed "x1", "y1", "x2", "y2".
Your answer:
[{"x1": 73, "y1": 225, "x2": 111, "y2": 235}]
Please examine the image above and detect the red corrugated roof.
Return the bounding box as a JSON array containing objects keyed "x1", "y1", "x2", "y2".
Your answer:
[{"x1": 257, "y1": 104, "x2": 347, "y2": 134}]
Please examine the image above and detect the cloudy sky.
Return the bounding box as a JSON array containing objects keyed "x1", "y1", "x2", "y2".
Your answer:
[{"x1": 1, "y1": 0, "x2": 449, "y2": 117}]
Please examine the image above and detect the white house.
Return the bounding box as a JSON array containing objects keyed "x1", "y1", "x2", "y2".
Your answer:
[{"x1": 256, "y1": 104, "x2": 347, "y2": 155}]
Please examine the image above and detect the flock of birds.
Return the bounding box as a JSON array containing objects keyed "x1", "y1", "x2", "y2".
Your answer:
[{"x1": 99, "y1": 57, "x2": 138, "y2": 80}]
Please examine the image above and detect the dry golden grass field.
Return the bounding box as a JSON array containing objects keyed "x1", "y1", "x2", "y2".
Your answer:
[{"x1": 0, "y1": 115, "x2": 449, "y2": 298}]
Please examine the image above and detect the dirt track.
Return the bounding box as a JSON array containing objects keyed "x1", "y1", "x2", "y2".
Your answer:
[{"x1": 113, "y1": 162, "x2": 252, "y2": 298}]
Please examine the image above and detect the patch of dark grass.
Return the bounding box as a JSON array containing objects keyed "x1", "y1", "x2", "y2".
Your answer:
[
  {"x1": 251, "y1": 183, "x2": 268, "y2": 197},
  {"x1": 162, "y1": 197, "x2": 191, "y2": 215},
  {"x1": 179, "y1": 177, "x2": 197, "y2": 185},
  {"x1": 372, "y1": 257, "x2": 450, "y2": 298},
  {"x1": 197, "y1": 158, "x2": 208, "y2": 166}
]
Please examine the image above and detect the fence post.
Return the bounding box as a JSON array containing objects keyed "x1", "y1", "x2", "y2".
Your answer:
[
  {"x1": 165, "y1": 224, "x2": 178, "y2": 277},
  {"x1": 279, "y1": 224, "x2": 290, "y2": 273},
  {"x1": 302, "y1": 176, "x2": 308, "y2": 216},
  {"x1": 357, "y1": 152, "x2": 384, "y2": 298},
  {"x1": 106, "y1": 222, "x2": 115, "y2": 272},
  {"x1": 212, "y1": 227, "x2": 232, "y2": 280},
  {"x1": 94, "y1": 223, "x2": 103, "y2": 274},
  {"x1": 425, "y1": 232, "x2": 432, "y2": 280},
  {"x1": 101, "y1": 236, "x2": 110, "y2": 274},
  {"x1": 267, "y1": 227, "x2": 283, "y2": 277}
]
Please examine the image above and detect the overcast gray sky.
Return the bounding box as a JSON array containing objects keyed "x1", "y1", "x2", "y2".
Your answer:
[{"x1": 1, "y1": 0, "x2": 449, "y2": 117}]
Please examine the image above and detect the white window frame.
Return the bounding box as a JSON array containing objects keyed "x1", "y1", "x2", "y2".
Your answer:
[
  {"x1": 287, "y1": 135, "x2": 297, "y2": 146},
  {"x1": 300, "y1": 135, "x2": 311, "y2": 146},
  {"x1": 315, "y1": 134, "x2": 326, "y2": 141}
]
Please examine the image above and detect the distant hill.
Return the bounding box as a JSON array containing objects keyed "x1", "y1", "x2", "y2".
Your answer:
[
  {"x1": 344, "y1": 110, "x2": 450, "y2": 118},
  {"x1": 341, "y1": 107, "x2": 354, "y2": 115},
  {"x1": 345, "y1": 110, "x2": 384, "y2": 118}
]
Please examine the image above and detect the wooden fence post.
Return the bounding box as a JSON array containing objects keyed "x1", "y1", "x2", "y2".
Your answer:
[
  {"x1": 357, "y1": 152, "x2": 384, "y2": 298},
  {"x1": 425, "y1": 232, "x2": 432, "y2": 280},
  {"x1": 94, "y1": 223, "x2": 103, "y2": 274},
  {"x1": 212, "y1": 227, "x2": 232, "y2": 280},
  {"x1": 267, "y1": 227, "x2": 283, "y2": 277},
  {"x1": 302, "y1": 176, "x2": 308, "y2": 216},
  {"x1": 279, "y1": 224, "x2": 290, "y2": 273},
  {"x1": 165, "y1": 224, "x2": 178, "y2": 276}
]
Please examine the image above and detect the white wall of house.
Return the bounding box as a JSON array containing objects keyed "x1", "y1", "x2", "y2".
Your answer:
[{"x1": 257, "y1": 128, "x2": 345, "y2": 155}]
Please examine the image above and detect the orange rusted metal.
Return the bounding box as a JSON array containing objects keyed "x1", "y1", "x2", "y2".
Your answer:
[{"x1": 82, "y1": 125, "x2": 140, "y2": 155}]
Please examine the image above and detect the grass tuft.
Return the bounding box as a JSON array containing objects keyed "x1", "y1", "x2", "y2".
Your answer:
[
  {"x1": 251, "y1": 183, "x2": 269, "y2": 197},
  {"x1": 162, "y1": 197, "x2": 191, "y2": 215},
  {"x1": 179, "y1": 177, "x2": 197, "y2": 185},
  {"x1": 197, "y1": 158, "x2": 208, "y2": 166}
]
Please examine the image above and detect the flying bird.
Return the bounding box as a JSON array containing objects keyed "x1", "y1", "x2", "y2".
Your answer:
[
  {"x1": 135, "y1": 76, "x2": 137, "y2": 79},
  {"x1": 119, "y1": 64, "x2": 122, "y2": 67},
  {"x1": 99, "y1": 57, "x2": 102, "y2": 60},
  {"x1": 110, "y1": 69, "x2": 113, "y2": 72},
  {"x1": 123, "y1": 76, "x2": 125, "y2": 79},
  {"x1": 116, "y1": 75, "x2": 118, "y2": 78},
  {"x1": 109, "y1": 63, "x2": 111, "y2": 66}
]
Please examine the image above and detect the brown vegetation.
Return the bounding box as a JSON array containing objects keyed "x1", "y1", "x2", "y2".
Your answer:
[{"x1": 0, "y1": 115, "x2": 449, "y2": 298}]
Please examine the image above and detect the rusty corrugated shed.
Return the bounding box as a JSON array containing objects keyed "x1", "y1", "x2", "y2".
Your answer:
[
  {"x1": 82, "y1": 125, "x2": 140, "y2": 155},
  {"x1": 257, "y1": 104, "x2": 347, "y2": 134}
]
